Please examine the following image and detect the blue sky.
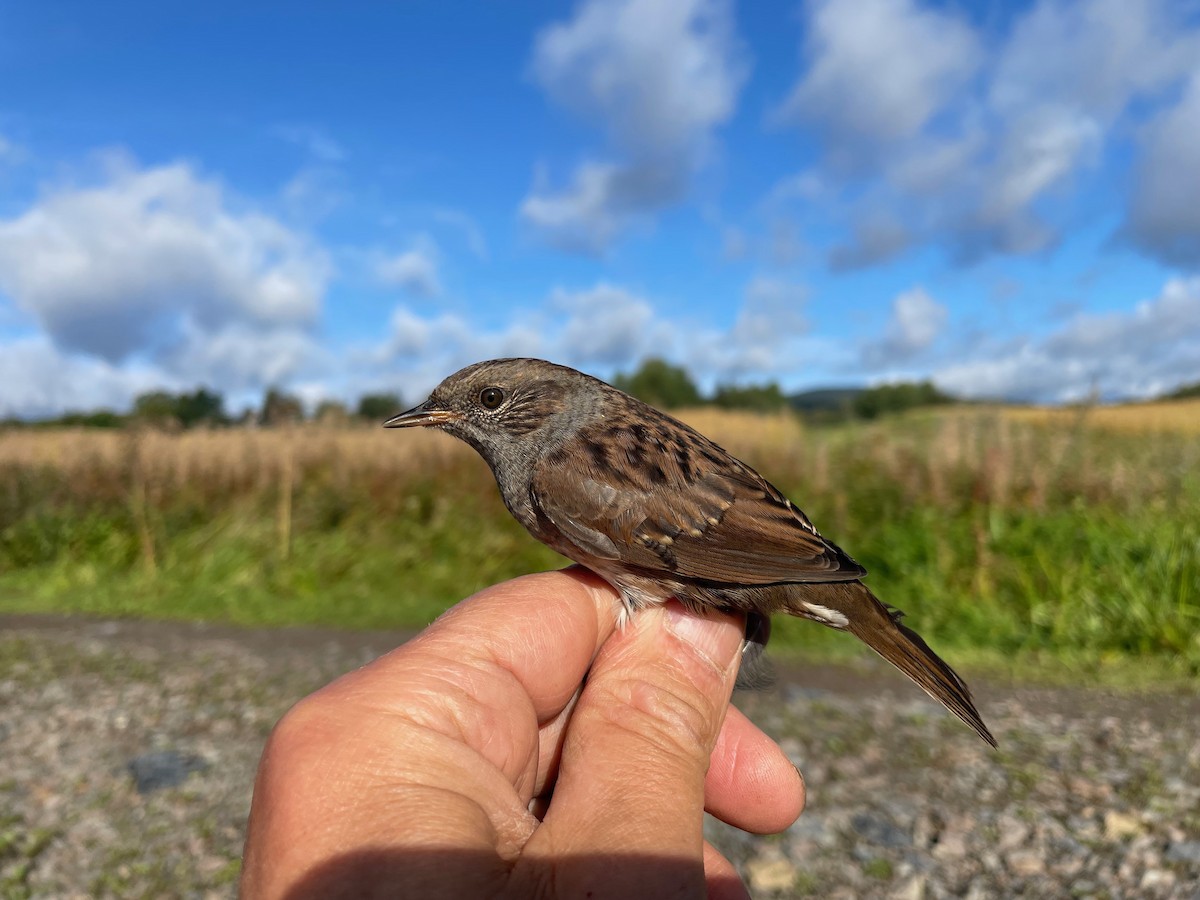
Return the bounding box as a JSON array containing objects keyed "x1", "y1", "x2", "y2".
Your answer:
[{"x1": 1, "y1": 0, "x2": 1198, "y2": 416}]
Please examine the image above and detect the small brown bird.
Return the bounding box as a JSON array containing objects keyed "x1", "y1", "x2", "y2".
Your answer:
[{"x1": 386, "y1": 358, "x2": 995, "y2": 746}]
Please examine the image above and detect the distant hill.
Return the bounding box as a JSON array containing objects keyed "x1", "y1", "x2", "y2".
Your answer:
[{"x1": 787, "y1": 387, "x2": 864, "y2": 413}]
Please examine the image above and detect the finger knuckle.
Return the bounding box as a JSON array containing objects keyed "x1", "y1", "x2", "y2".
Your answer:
[{"x1": 590, "y1": 675, "x2": 717, "y2": 768}]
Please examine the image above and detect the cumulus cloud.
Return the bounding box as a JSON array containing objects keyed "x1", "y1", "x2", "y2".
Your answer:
[
  {"x1": 776, "y1": 0, "x2": 979, "y2": 155},
  {"x1": 373, "y1": 276, "x2": 818, "y2": 400},
  {"x1": 862, "y1": 287, "x2": 948, "y2": 369},
  {"x1": 165, "y1": 321, "x2": 328, "y2": 390},
  {"x1": 0, "y1": 336, "x2": 165, "y2": 419},
  {"x1": 553, "y1": 283, "x2": 660, "y2": 365},
  {"x1": 693, "y1": 277, "x2": 811, "y2": 376},
  {"x1": 0, "y1": 158, "x2": 331, "y2": 399},
  {"x1": 934, "y1": 277, "x2": 1200, "y2": 402},
  {"x1": 734, "y1": 277, "x2": 808, "y2": 345},
  {"x1": 1124, "y1": 72, "x2": 1200, "y2": 267},
  {"x1": 988, "y1": 0, "x2": 1198, "y2": 117},
  {"x1": 522, "y1": 0, "x2": 748, "y2": 253},
  {"x1": 829, "y1": 210, "x2": 911, "y2": 270},
  {"x1": 376, "y1": 237, "x2": 442, "y2": 297},
  {"x1": 771, "y1": 0, "x2": 1200, "y2": 269},
  {"x1": 381, "y1": 283, "x2": 665, "y2": 379},
  {"x1": 521, "y1": 160, "x2": 688, "y2": 255}
]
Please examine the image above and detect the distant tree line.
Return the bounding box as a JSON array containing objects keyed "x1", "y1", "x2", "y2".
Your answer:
[
  {"x1": 8, "y1": 360, "x2": 1196, "y2": 430},
  {"x1": 1166, "y1": 380, "x2": 1200, "y2": 400},
  {"x1": 612, "y1": 358, "x2": 954, "y2": 419},
  {"x1": 4, "y1": 388, "x2": 407, "y2": 430}
]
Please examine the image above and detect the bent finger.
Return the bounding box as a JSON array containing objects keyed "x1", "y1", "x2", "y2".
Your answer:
[{"x1": 705, "y1": 705, "x2": 806, "y2": 834}]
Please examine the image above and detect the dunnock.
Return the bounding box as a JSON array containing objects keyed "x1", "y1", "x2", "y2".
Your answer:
[{"x1": 386, "y1": 358, "x2": 995, "y2": 746}]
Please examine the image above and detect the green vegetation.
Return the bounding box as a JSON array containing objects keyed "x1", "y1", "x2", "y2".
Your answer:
[
  {"x1": 1165, "y1": 380, "x2": 1200, "y2": 400},
  {"x1": 851, "y1": 380, "x2": 954, "y2": 419},
  {"x1": 1, "y1": 408, "x2": 1197, "y2": 685},
  {"x1": 0, "y1": 811, "x2": 56, "y2": 899},
  {"x1": 712, "y1": 381, "x2": 789, "y2": 412},
  {"x1": 355, "y1": 392, "x2": 404, "y2": 420},
  {"x1": 134, "y1": 387, "x2": 226, "y2": 428},
  {"x1": 612, "y1": 358, "x2": 702, "y2": 408}
]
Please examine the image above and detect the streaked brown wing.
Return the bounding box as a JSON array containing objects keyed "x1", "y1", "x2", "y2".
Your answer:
[{"x1": 530, "y1": 427, "x2": 866, "y2": 585}]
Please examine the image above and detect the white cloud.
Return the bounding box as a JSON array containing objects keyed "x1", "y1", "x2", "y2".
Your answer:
[
  {"x1": 772, "y1": 0, "x2": 1200, "y2": 268},
  {"x1": 863, "y1": 287, "x2": 948, "y2": 368},
  {"x1": 777, "y1": 0, "x2": 979, "y2": 153},
  {"x1": 829, "y1": 210, "x2": 911, "y2": 270},
  {"x1": 735, "y1": 277, "x2": 808, "y2": 345},
  {"x1": 0, "y1": 159, "x2": 328, "y2": 360},
  {"x1": 374, "y1": 277, "x2": 818, "y2": 398},
  {"x1": 376, "y1": 237, "x2": 442, "y2": 297},
  {"x1": 554, "y1": 283, "x2": 674, "y2": 366},
  {"x1": 0, "y1": 157, "x2": 331, "y2": 400},
  {"x1": 934, "y1": 277, "x2": 1200, "y2": 401},
  {"x1": 165, "y1": 321, "x2": 328, "y2": 390},
  {"x1": 382, "y1": 283, "x2": 666, "y2": 376},
  {"x1": 520, "y1": 160, "x2": 687, "y2": 254},
  {"x1": 1125, "y1": 72, "x2": 1200, "y2": 267},
  {"x1": 531, "y1": 0, "x2": 745, "y2": 156},
  {"x1": 522, "y1": 0, "x2": 748, "y2": 253},
  {"x1": 697, "y1": 277, "x2": 810, "y2": 376},
  {"x1": 989, "y1": 0, "x2": 1198, "y2": 118},
  {"x1": 0, "y1": 336, "x2": 164, "y2": 419}
]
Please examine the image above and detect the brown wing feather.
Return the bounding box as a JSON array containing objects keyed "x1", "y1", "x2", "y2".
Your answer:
[{"x1": 530, "y1": 413, "x2": 866, "y2": 585}]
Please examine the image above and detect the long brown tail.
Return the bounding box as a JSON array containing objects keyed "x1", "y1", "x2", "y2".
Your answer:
[{"x1": 786, "y1": 582, "x2": 997, "y2": 747}]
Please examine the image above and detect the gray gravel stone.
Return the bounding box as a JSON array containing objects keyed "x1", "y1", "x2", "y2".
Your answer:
[
  {"x1": 127, "y1": 750, "x2": 210, "y2": 794},
  {"x1": 3, "y1": 614, "x2": 1200, "y2": 899}
]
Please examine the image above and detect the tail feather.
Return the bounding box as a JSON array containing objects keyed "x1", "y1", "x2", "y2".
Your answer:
[{"x1": 788, "y1": 583, "x2": 997, "y2": 747}]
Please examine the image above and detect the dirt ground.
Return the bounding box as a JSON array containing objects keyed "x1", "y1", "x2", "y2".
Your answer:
[{"x1": 1, "y1": 613, "x2": 1198, "y2": 899}]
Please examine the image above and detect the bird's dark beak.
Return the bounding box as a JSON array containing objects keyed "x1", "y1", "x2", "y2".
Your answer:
[{"x1": 383, "y1": 400, "x2": 459, "y2": 428}]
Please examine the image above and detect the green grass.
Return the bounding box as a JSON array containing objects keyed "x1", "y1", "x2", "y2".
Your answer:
[
  {"x1": 0, "y1": 468, "x2": 563, "y2": 629},
  {"x1": 1, "y1": 412, "x2": 1197, "y2": 683}
]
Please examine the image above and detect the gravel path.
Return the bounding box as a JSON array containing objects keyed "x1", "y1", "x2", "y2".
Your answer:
[{"x1": 1, "y1": 614, "x2": 1198, "y2": 899}]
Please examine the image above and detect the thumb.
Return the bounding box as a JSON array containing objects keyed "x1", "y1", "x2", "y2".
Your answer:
[{"x1": 527, "y1": 602, "x2": 743, "y2": 894}]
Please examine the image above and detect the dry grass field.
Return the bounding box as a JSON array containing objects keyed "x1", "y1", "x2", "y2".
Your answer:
[
  {"x1": 1, "y1": 404, "x2": 1198, "y2": 679},
  {"x1": 1003, "y1": 397, "x2": 1200, "y2": 433}
]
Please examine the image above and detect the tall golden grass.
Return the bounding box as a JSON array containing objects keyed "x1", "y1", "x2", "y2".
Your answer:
[
  {"x1": 0, "y1": 404, "x2": 1190, "y2": 519},
  {"x1": 1003, "y1": 397, "x2": 1200, "y2": 433},
  {"x1": 2, "y1": 405, "x2": 1196, "y2": 674}
]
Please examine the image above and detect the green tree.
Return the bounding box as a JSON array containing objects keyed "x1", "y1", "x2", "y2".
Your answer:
[
  {"x1": 174, "y1": 387, "x2": 225, "y2": 428},
  {"x1": 853, "y1": 381, "x2": 954, "y2": 419},
  {"x1": 356, "y1": 392, "x2": 404, "y2": 420},
  {"x1": 56, "y1": 410, "x2": 126, "y2": 428},
  {"x1": 1165, "y1": 380, "x2": 1200, "y2": 400},
  {"x1": 260, "y1": 387, "x2": 305, "y2": 426},
  {"x1": 613, "y1": 359, "x2": 701, "y2": 409},
  {"x1": 712, "y1": 382, "x2": 788, "y2": 412},
  {"x1": 133, "y1": 391, "x2": 179, "y2": 425}
]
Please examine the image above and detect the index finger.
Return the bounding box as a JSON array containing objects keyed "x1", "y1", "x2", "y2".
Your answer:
[{"x1": 316, "y1": 567, "x2": 621, "y2": 779}]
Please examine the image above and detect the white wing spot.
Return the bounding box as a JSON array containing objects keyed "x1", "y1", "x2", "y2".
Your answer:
[{"x1": 803, "y1": 602, "x2": 849, "y2": 628}]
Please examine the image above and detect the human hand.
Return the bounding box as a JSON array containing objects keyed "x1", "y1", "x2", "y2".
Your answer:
[{"x1": 240, "y1": 567, "x2": 805, "y2": 899}]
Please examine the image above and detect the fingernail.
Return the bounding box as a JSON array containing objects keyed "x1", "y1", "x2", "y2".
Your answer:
[{"x1": 665, "y1": 604, "x2": 741, "y2": 670}]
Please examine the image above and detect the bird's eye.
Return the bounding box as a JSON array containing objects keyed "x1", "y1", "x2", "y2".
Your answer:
[{"x1": 479, "y1": 387, "x2": 505, "y2": 410}]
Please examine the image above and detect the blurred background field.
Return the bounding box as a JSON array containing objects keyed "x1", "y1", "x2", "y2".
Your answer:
[{"x1": 3, "y1": 399, "x2": 1198, "y2": 685}]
